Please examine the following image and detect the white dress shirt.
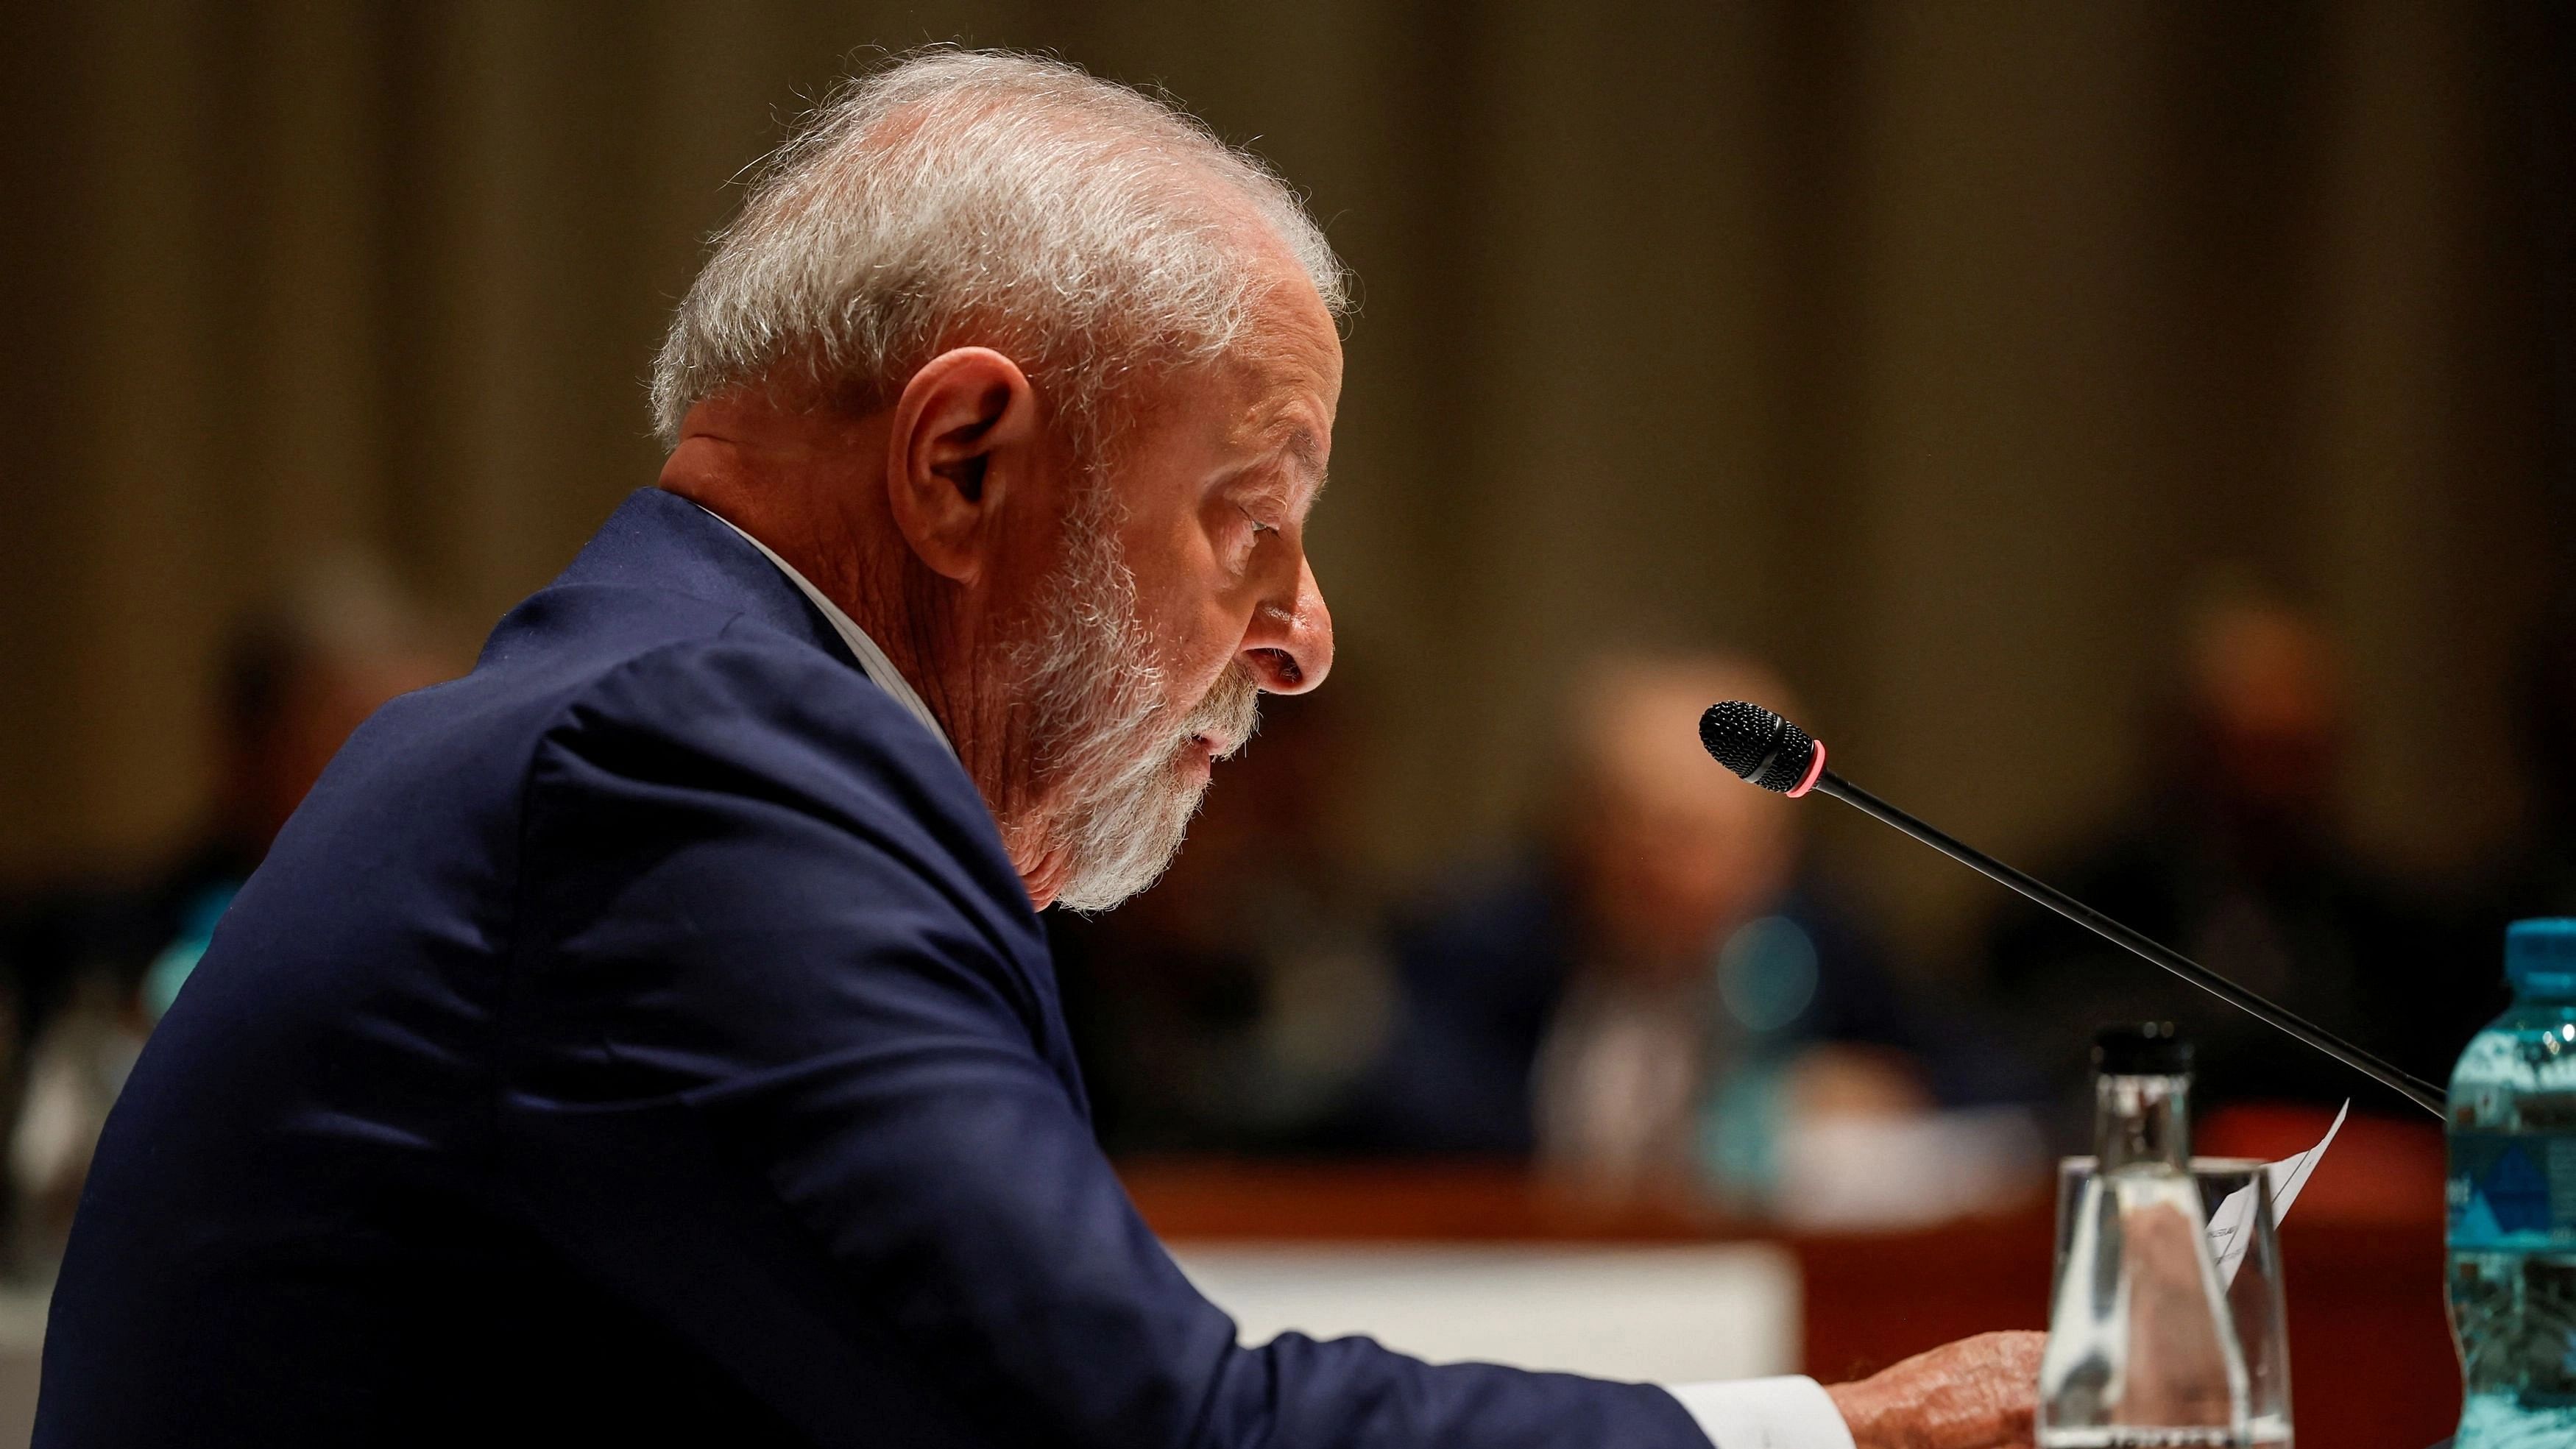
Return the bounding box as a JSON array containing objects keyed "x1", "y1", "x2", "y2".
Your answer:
[
  {"x1": 716, "y1": 510, "x2": 1853, "y2": 1449},
  {"x1": 1667, "y1": 1376, "x2": 1855, "y2": 1448}
]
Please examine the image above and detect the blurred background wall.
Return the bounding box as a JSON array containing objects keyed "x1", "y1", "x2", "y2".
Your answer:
[{"x1": 1, "y1": 0, "x2": 2566, "y2": 975}]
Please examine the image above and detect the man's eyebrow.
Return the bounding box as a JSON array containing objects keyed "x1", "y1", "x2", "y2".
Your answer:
[{"x1": 1280, "y1": 425, "x2": 1329, "y2": 496}]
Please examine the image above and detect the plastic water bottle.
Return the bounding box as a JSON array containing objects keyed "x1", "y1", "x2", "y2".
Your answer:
[
  {"x1": 2448, "y1": 918, "x2": 2576, "y2": 1448},
  {"x1": 2039, "y1": 1024, "x2": 2250, "y2": 1447}
]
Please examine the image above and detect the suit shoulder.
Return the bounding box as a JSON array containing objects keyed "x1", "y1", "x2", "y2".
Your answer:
[
  {"x1": 450, "y1": 578, "x2": 931, "y2": 784},
  {"x1": 545, "y1": 621, "x2": 959, "y2": 805},
  {"x1": 530, "y1": 622, "x2": 1024, "y2": 917},
  {"x1": 517, "y1": 625, "x2": 1055, "y2": 1048}
]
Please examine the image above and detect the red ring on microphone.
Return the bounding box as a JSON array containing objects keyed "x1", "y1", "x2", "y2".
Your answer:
[{"x1": 1786, "y1": 740, "x2": 1827, "y2": 798}]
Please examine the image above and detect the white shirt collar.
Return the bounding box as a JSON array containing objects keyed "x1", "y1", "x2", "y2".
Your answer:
[{"x1": 698, "y1": 506, "x2": 958, "y2": 762}]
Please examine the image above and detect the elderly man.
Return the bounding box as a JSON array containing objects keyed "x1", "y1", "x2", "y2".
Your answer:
[{"x1": 38, "y1": 52, "x2": 2034, "y2": 1449}]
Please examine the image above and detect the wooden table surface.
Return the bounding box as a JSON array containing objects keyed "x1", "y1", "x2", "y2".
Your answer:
[{"x1": 1122, "y1": 1110, "x2": 2458, "y2": 1448}]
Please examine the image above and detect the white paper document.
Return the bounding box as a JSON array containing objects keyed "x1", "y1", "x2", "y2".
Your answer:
[{"x1": 2203, "y1": 1099, "x2": 2349, "y2": 1286}]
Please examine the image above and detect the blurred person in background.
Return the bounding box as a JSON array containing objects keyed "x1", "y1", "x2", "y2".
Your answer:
[
  {"x1": 1978, "y1": 581, "x2": 2456, "y2": 1143},
  {"x1": 1351, "y1": 653, "x2": 2036, "y2": 1219},
  {"x1": 1049, "y1": 692, "x2": 1395, "y2": 1155},
  {"x1": 0, "y1": 554, "x2": 455, "y2": 1272}
]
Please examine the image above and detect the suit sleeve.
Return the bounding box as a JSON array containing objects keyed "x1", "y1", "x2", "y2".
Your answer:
[{"x1": 503, "y1": 632, "x2": 1713, "y2": 1449}]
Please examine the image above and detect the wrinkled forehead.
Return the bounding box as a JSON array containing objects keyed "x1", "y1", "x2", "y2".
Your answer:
[
  {"x1": 1213, "y1": 308, "x2": 1341, "y2": 496},
  {"x1": 1104, "y1": 250, "x2": 1342, "y2": 447},
  {"x1": 1259, "y1": 270, "x2": 1345, "y2": 400},
  {"x1": 1217, "y1": 215, "x2": 1345, "y2": 390}
]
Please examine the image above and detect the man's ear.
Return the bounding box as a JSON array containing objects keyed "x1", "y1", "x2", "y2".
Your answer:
[{"x1": 885, "y1": 347, "x2": 1043, "y2": 584}]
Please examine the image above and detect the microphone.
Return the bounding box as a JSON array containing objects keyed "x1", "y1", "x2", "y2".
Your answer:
[{"x1": 1699, "y1": 700, "x2": 2449, "y2": 1119}]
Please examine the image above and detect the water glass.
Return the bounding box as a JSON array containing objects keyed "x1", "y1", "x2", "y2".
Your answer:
[{"x1": 2056, "y1": 1156, "x2": 2292, "y2": 1446}]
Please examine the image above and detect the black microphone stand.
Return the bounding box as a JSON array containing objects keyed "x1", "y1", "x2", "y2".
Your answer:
[{"x1": 1811, "y1": 769, "x2": 2450, "y2": 1120}]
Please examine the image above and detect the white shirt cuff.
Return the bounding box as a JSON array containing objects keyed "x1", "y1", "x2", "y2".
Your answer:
[{"x1": 1663, "y1": 1376, "x2": 1855, "y2": 1449}]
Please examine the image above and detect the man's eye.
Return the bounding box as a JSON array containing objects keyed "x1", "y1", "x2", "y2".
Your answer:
[{"x1": 1238, "y1": 505, "x2": 1278, "y2": 536}]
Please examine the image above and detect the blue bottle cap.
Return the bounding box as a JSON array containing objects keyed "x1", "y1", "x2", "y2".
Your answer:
[{"x1": 2506, "y1": 918, "x2": 2576, "y2": 997}]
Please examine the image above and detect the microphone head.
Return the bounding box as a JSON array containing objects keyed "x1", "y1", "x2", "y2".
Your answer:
[{"x1": 1699, "y1": 700, "x2": 1826, "y2": 796}]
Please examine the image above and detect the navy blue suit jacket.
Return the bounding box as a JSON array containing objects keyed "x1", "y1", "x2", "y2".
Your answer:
[{"x1": 36, "y1": 490, "x2": 1708, "y2": 1448}]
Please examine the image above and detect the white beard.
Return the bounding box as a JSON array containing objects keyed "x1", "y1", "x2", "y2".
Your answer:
[{"x1": 1007, "y1": 481, "x2": 1260, "y2": 913}]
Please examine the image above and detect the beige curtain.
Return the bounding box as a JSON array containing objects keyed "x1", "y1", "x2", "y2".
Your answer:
[{"x1": 1, "y1": 1, "x2": 2558, "y2": 966}]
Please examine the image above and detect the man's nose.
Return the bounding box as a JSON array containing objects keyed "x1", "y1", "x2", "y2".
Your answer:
[{"x1": 1241, "y1": 557, "x2": 1333, "y2": 695}]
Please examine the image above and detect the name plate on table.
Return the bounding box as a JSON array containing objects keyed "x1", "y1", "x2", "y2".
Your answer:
[{"x1": 1172, "y1": 1243, "x2": 1799, "y2": 1384}]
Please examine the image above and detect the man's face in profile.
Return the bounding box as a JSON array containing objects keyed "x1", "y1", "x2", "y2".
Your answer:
[{"x1": 1003, "y1": 255, "x2": 1342, "y2": 911}]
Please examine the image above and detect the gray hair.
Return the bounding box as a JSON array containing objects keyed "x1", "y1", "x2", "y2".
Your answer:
[{"x1": 650, "y1": 49, "x2": 1350, "y2": 450}]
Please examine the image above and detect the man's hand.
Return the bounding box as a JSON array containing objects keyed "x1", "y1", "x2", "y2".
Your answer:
[{"x1": 1824, "y1": 1331, "x2": 2042, "y2": 1449}]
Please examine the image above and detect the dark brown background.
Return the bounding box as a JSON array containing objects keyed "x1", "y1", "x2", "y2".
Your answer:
[{"x1": 4, "y1": 0, "x2": 2568, "y2": 976}]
